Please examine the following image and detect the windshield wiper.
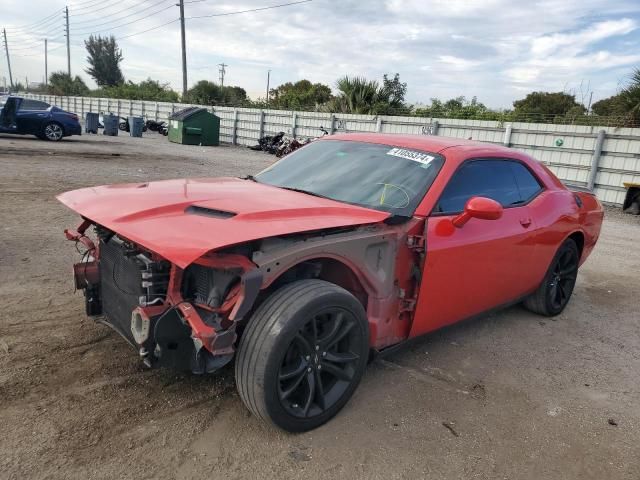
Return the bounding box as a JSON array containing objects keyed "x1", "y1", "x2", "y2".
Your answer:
[
  {"x1": 384, "y1": 214, "x2": 412, "y2": 225},
  {"x1": 242, "y1": 175, "x2": 260, "y2": 182},
  {"x1": 277, "y1": 186, "x2": 332, "y2": 200}
]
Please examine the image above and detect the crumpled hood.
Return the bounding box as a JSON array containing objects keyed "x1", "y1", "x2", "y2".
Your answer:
[{"x1": 57, "y1": 177, "x2": 389, "y2": 268}]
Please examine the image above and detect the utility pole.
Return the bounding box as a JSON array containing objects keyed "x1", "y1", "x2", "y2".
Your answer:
[
  {"x1": 178, "y1": 0, "x2": 188, "y2": 98},
  {"x1": 2, "y1": 29, "x2": 13, "y2": 89},
  {"x1": 44, "y1": 39, "x2": 48, "y2": 86},
  {"x1": 218, "y1": 63, "x2": 227, "y2": 87},
  {"x1": 65, "y1": 6, "x2": 71, "y2": 75},
  {"x1": 265, "y1": 69, "x2": 271, "y2": 106}
]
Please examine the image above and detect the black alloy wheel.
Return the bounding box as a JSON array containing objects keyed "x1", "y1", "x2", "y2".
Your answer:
[
  {"x1": 524, "y1": 238, "x2": 580, "y2": 316},
  {"x1": 548, "y1": 246, "x2": 579, "y2": 311},
  {"x1": 235, "y1": 279, "x2": 369, "y2": 432},
  {"x1": 277, "y1": 307, "x2": 362, "y2": 419}
]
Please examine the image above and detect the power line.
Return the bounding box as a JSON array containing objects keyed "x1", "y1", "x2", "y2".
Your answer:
[
  {"x1": 69, "y1": 0, "x2": 135, "y2": 15},
  {"x1": 4, "y1": 9, "x2": 64, "y2": 32},
  {"x1": 4, "y1": 0, "x2": 314, "y2": 94},
  {"x1": 186, "y1": 0, "x2": 313, "y2": 19},
  {"x1": 5, "y1": 14, "x2": 65, "y2": 37},
  {"x1": 70, "y1": 1, "x2": 142, "y2": 18},
  {"x1": 68, "y1": 0, "x2": 111, "y2": 8},
  {"x1": 5, "y1": 38, "x2": 65, "y2": 51},
  {"x1": 117, "y1": 18, "x2": 181, "y2": 41},
  {"x1": 10, "y1": 43, "x2": 65, "y2": 58},
  {"x1": 66, "y1": 18, "x2": 180, "y2": 46},
  {"x1": 72, "y1": 4, "x2": 177, "y2": 36},
  {"x1": 72, "y1": 0, "x2": 172, "y2": 26}
]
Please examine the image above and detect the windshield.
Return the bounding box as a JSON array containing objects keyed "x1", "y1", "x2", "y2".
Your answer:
[{"x1": 255, "y1": 139, "x2": 445, "y2": 216}]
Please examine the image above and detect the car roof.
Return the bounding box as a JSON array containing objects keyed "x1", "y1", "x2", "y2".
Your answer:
[{"x1": 323, "y1": 132, "x2": 516, "y2": 156}]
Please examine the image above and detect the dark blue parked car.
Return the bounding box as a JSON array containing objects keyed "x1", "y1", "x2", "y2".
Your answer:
[{"x1": 0, "y1": 96, "x2": 82, "y2": 141}]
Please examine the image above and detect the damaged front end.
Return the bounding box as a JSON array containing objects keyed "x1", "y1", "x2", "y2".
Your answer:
[{"x1": 65, "y1": 219, "x2": 262, "y2": 374}]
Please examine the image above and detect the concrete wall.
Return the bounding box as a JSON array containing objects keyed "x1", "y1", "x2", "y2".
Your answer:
[{"x1": 28, "y1": 94, "x2": 640, "y2": 205}]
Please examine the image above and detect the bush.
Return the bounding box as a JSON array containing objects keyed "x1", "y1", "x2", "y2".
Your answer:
[{"x1": 91, "y1": 79, "x2": 179, "y2": 102}]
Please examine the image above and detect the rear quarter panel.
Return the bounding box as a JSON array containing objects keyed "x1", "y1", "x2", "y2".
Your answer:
[
  {"x1": 574, "y1": 192, "x2": 604, "y2": 263},
  {"x1": 527, "y1": 189, "x2": 603, "y2": 289}
]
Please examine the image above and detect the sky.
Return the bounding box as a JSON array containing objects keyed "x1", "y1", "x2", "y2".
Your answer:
[{"x1": 2, "y1": 0, "x2": 640, "y2": 108}]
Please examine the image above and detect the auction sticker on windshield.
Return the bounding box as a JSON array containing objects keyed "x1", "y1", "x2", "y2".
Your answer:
[{"x1": 386, "y1": 147, "x2": 435, "y2": 166}]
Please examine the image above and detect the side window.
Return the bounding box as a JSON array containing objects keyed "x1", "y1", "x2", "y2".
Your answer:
[
  {"x1": 19, "y1": 99, "x2": 50, "y2": 111},
  {"x1": 510, "y1": 162, "x2": 542, "y2": 201},
  {"x1": 436, "y1": 160, "x2": 523, "y2": 213}
]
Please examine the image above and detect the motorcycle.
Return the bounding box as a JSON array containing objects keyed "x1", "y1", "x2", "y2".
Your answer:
[
  {"x1": 251, "y1": 127, "x2": 328, "y2": 157},
  {"x1": 145, "y1": 119, "x2": 166, "y2": 132},
  {"x1": 118, "y1": 117, "x2": 148, "y2": 133},
  {"x1": 249, "y1": 131, "x2": 286, "y2": 154},
  {"x1": 145, "y1": 119, "x2": 169, "y2": 136}
]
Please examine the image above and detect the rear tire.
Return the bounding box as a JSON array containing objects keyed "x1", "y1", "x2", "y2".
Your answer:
[
  {"x1": 42, "y1": 122, "x2": 64, "y2": 141},
  {"x1": 235, "y1": 279, "x2": 369, "y2": 432},
  {"x1": 524, "y1": 238, "x2": 579, "y2": 316}
]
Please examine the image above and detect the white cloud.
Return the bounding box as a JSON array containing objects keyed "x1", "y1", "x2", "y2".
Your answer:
[
  {"x1": 530, "y1": 18, "x2": 637, "y2": 56},
  {"x1": 437, "y1": 55, "x2": 482, "y2": 70},
  {"x1": 3, "y1": 0, "x2": 640, "y2": 107}
]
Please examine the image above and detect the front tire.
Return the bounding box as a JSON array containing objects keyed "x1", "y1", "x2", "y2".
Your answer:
[
  {"x1": 235, "y1": 280, "x2": 369, "y2": 432},
  {"x1": 524, "y1": 238, "x2": 579, "y2": 316},
  {"x1": 42, "y1": 122, "x2": 64, "y2": 141}
]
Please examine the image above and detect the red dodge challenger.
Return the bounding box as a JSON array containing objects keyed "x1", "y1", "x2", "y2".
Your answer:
[{"x1": 59, "y1": 133, "x2": 603, "y2": 431}]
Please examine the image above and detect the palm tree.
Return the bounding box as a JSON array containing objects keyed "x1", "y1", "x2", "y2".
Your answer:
[
  {"x1": 325, "y1": 75, "x2": 408, "y2": 115},
  {"x1": 621, "y1": 68, "x2": 640, "y2": 120}
]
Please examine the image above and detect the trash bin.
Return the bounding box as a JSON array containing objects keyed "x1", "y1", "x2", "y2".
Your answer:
[
  {"x1": 102, "y1": 113, "x2": 119, "y2": 136},
  {"x1": 85, "y1": 112, "x2": 99, "y2": 134},
  {"x1": 168, "y1": 107, "x2": 220, "y2": 146},
  {"x1": 128, "y1": 116, "x2": 145, "y2": 137}
]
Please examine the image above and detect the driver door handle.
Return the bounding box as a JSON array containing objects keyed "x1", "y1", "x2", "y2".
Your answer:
[{"x1": 520, "y1": 218, "x2": 532, "y2": 228}]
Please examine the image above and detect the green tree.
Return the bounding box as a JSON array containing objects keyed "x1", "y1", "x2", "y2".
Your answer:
[
  {"x1": 512, "y1": 91, "x2": 585, "y2": 122},
  {"x1": 415, "y1": 96, "x2": 502, "y2": 120},
  {"x1": 47, "y1": 72, "x2": 89, "y2": 96},
  {"x1": 84, "y1": 35, "x2": 124, "y2": 87},
  {"x1": 381, "y1": 73, "x2": 408, "y2": 109},
  {"x1": 325, "y1": 73, "x2": 410, "y2": 115},
  {"x1": 589, "y1": 68, "x2": 640, "y2": 125},
  {"x1": 268, "y1": 80, "x2": 333, "y2": 110},
  {"x1": 591, "y1": 95, "x2": 626, "y2": 116},
  {"x1": 92, "y1": 79, "x2": 179, "y2": 102},
  {"x1": 185, "y1": 80, "x2": 248, "y2": 105},
  {"x1": 620, "y1": 67, "x2": 640, "y2": 121}
]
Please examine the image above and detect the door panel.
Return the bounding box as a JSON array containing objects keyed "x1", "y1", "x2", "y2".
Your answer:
[
  {"x1": 16, "y1": 111, "x2": 47, "y2": 134},
  {"x1": 16, "y1": 99, "x2": 52, "y2": 134},
  {"x1": 410, "y1": 206, "x2": 539, "y2": 338},
  {"x1": 0, "y1": 97, "x2": 18, "y2": 130}
]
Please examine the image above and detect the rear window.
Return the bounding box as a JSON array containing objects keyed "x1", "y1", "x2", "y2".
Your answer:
[
  {"x1": 435, "y1": 159, "x2": 543, "y2": 213},
  {"x1": 511, "y1": 161, "x2": 543, "y2": 201}
]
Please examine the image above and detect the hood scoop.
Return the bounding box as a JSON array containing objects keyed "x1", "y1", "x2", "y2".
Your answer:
[{"x1": 185, "y1": 205, "x2": 236, "y2": 219}]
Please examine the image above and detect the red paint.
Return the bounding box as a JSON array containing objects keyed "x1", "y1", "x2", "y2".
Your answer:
[
  {"x1": 57, "y1": 177, "x2": 389, "y2": 268},
  {"x1": 452, "y1": 196, "x2": 503, "y2": 227},
  {"x1": 60, "y1": 134, "x2": 604, "y2": 352}
]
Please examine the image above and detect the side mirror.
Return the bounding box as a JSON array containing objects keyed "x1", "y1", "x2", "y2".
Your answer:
[{"x1": 452, "y1": 196, "x2": 503, "y2": 228}]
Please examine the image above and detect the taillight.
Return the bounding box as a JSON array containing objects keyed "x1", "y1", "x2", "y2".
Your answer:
[{"x1": 67, "y1": 113, "x2": 78, "y2": 121}]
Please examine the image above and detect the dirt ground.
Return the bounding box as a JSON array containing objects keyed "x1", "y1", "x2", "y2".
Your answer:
[{"x1": 1, "y1": 131, "x2": 639, "y2": 480}]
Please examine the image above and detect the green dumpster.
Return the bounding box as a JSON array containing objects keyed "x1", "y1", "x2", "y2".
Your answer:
[{"x1": 168, "y1": 107, "x2": 220, "y2": 146}]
